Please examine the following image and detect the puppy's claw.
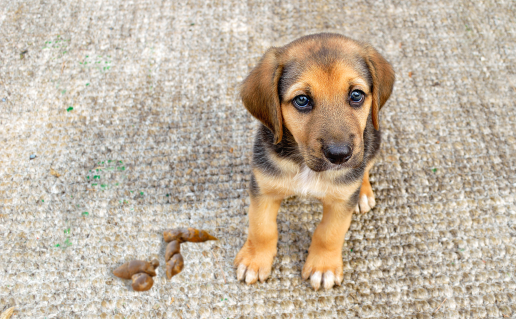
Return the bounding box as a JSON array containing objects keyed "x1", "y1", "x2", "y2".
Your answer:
[
  {"x1": 245, "y1": 268, "x2": 258, "y2": 284},
  {"x1": 322, "y1": 271, "x2": 335, "y2": 290},
  {"x1": 354, "y1": 204, "x2": 360, "y2": 214},
  {"x1": 258, "y1": 267, "x2": 271, "y2": 283},
  {"x1": 335, "y1": 271, "x2": 343, "y2": 286},
  {"x1": 307, "y1": 269, "x2": 341, "y2": 290},
  {"x1": 310, "y1": 271, "x2": 322, "y2": 291},
  {"x1": 301, "y1": 265, "x2": 311, "y2": 280},
  {"x1": 237, "y1": 264, "x2": 247, "y2": 281},
  {"x1": 368, "y1": 196, "x2": 376, "y2": 209}
]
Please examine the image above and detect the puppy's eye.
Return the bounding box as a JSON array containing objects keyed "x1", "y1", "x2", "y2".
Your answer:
[
  {"x1": 293, "y1": 95, "x2": 312, "y2": 111},
  {"x1": 349, "y1": 90, "x2": 364, "y2": 106}
]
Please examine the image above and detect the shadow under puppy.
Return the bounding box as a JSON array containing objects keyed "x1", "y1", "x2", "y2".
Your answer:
[{"x1": 235, "y1": 33, "x2": 395, "y2": 290}]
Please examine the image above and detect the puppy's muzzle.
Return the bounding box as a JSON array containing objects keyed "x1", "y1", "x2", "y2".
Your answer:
[{"x1": 323, "y1": 144, "x2": 353, "y2": 164}]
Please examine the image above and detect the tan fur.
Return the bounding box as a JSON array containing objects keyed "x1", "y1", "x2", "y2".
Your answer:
[
  {"x1": 234, "y1": 195, "x2": 282, "y2": 284},
  {"x1": 364, "y1": 47, "x2": 395, "y2": 130},
  {"x1": 302, "y1": 199, "x2": 354, "y2": 283},
  {"x1": 281, "y1": 62, "x2": 372, "y2": 165},
  {"x1": 240, "y1": 48, "x2": 284, "y2": 144}
]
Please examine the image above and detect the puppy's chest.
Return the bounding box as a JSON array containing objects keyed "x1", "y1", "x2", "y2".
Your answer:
[{"x1": 290, "y1": 167, "x2": 350, "y2": 199}]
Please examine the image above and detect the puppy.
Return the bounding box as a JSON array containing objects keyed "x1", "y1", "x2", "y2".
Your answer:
[{"x1": 234, "y1": 33, "x2": 395, "y2": 290}]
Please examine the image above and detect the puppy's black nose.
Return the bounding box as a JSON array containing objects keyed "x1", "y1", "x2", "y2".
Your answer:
[{"x1": 323, "y1": 144, "x2": 353, "y2": 164}]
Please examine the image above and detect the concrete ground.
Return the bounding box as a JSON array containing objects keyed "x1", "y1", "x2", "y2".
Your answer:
[{"x1": 1, "y1": 0, "x2": 516, "y2": 318}]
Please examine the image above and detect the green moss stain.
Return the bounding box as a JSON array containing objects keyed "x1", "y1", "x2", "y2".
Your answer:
[{"x1": 80, "y1": 55, "x2": 113, "y2": 73}]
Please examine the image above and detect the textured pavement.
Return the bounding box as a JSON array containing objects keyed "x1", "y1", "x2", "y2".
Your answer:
[{"x1": 1, "y1": 0, "x2": 516, "y2": 318}]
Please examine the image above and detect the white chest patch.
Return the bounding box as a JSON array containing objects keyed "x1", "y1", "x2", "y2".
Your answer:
[{"x1": 292, "y1": 166, "x2": 328, "y2": 198}]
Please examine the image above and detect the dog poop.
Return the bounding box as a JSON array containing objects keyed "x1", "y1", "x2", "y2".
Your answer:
[
  {"x1": 113, "y1": 260, "x2": 159, "y2": 279},
  {"x1": 163, "y1": 227, "x2": 217, "y2": 243},
  {"x1": 163, "y1": 228, "x2": 216, "y2": 280},
  {"x1": 131, "y1": 273, "x2": 154, "y2": 292},
  {"x1": 165, "y1": 240, "x2": 181, "y2": 261},
  {"x1": 166, "y1": 253, "x2": 184, "y2": 280},
  {"x1": 113, "y1": 259, "x2": 159, "y2": 292}
]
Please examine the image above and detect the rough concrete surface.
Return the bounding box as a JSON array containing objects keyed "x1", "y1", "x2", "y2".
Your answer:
[{"x1": 1, "y1": 0, "x2": 516, "y2": 318}]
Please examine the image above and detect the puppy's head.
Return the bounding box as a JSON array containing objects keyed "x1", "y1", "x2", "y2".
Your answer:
[{"x1": 241, "y1": 33, "x2": 394, "y2": 172}]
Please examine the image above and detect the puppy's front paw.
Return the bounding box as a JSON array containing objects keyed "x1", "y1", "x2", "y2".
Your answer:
[
  {"x1": 302, "y1": 248, "x2": 343, "y2": 290},
  {"x1": 359, "y1": 193, "x2": 376, "y2": 213},
  {"x1": 234, "y1": 240, "x2": 276, "y2": 284},
  {"x1": 358, "y1": 179, "x2": 376, "y2": 214}
]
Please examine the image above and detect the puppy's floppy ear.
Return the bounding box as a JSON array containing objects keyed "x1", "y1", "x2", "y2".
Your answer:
[
  {"x1": 364, "y1": 47, "x2": 395, "y2": 130},
  {"x1": 240, "y1": 48, "x2": 284, "y2": 144}
]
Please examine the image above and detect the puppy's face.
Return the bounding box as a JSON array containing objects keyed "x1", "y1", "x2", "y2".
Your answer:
[
  {"x1": 241, "y1": 34, "x2": 394, "y2": 172},
  {"x1": 280, "y1": 47, "x2": 373, "y2": 171}
]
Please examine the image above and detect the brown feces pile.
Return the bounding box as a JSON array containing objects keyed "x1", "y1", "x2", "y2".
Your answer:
[
  {"x1": 113, "y1": 228, "x2": 217, "y2": 291},
  {"x1": 113, "y1": 259, "x2": 159, "y2": 291},
  {"x1": 163, "y1": 228, "x2": 217, "y2": 279}
]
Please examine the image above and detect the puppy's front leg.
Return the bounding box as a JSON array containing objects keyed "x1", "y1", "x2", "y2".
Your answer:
[
  {"x1": 234, "y1": 194, "x2": 283, "y2": 284},
  {"x1": 358, "y1": 162, "x2": 377, "y2": 214},
  {"x1": 302, "y1": 199, "x2": 354, "y2": 290}
]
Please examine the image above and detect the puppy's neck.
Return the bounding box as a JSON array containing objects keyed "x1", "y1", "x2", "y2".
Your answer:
[{"x1": 258, "y1": 125, "x2": 304, "y2": 165}]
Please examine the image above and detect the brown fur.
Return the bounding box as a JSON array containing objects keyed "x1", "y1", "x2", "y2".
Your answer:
[
  {"x1": 240, "y1": 48, "x2": 284, "y2": 144},
  {"x1": 236, "y1": 33, "x2": 395, "y2": 290}
]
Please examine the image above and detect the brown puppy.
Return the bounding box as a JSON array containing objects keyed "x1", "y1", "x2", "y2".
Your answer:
[{"x1": 235, "y1": 33, "x2": 395, "y2": 290}]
